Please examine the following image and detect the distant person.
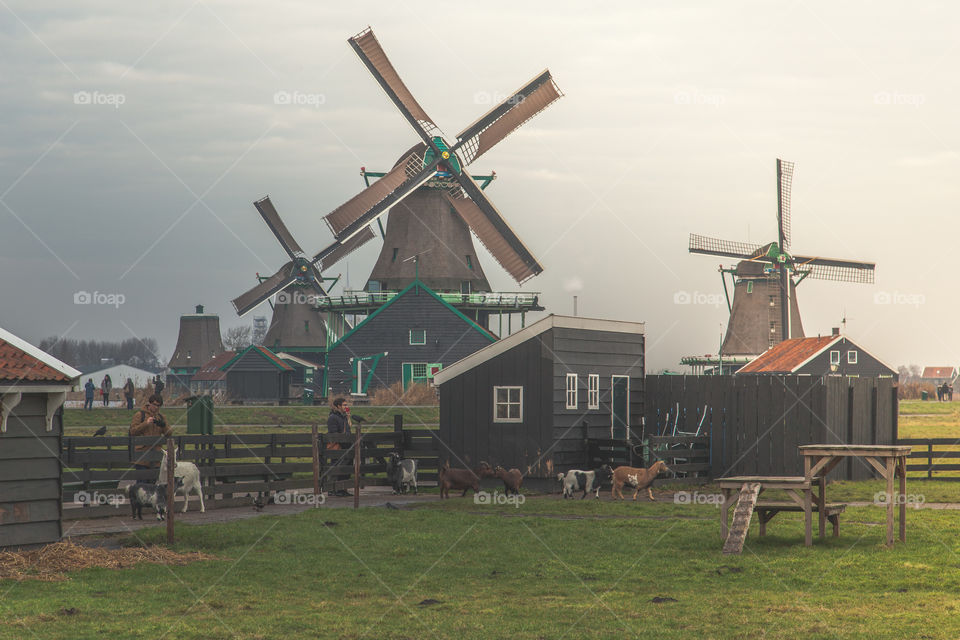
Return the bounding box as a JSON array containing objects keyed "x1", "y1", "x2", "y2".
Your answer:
[
  {"x1": 153, "y1": 374, "x2": 165, "y2": 397},
  {"x1": 326, "y1": 397, "x2": 352, "y2": 497},
  {"x1": 937, "y1": 385, "x2": 943, "y2": 402},
  {"x1": 101, "y1": 374, "x2": 112, "y2": 407},
  {"x1": 129, "y1": 394, "x2": 172, "y2": 472},
  {"x1": 123, "y1": 377, "x2": 135, "y2": 410},
  {"x1": 83, "y1": 378, "x2": 96, "y2": 411},
  {"x1": 950, "y1": 385, "x2": 955, "y2": 402}
]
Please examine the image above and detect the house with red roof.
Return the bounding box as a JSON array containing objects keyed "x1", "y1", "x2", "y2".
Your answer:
[
  {"x1": 921, "y1": 366, "x2": 957, "y2": 385},
  {"x1": 0, "y1": 327, "x2": 81, "y2": 549},
  {"x1": 737, "y1": 331, "x2": 897, "y2": 379}
]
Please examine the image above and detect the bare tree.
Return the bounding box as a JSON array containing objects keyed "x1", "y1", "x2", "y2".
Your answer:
[{"x1": 223, "y1": 325, "x2": 252, "y2": 351}]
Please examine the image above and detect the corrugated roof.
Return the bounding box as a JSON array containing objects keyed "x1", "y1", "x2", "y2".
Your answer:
[
  {"x1": 737, "y1": 336, "x2": 839, "y2": 374},
  {"x1": 191, "y1": 351, "x2": 236, "y2": 382},
  {"x1": 0, "y1": 328, "x2": 81, "y2": 383},
  {"x1": 922, "y1": 366, "x2": 956, "y2": 379}
]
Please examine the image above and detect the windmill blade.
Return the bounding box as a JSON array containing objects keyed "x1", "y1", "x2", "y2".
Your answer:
[
  {"x1": 777, "y1": 159, "x2": 794, "y2": 251},
  {"x1": 349, "y1": 27, "x2": 440, "y2": 145},
  {"x1": 323, "y1": 144, "x2": 436, "y2": 238},
  {"x1": 232, "y1": 261, "x2": 297, "y2": 316},
  {"x1": 443, "y1": 168, "x2": 542, "y2": 284},
  {"x1": 254, "y1": 196, "x2": 304, "y2": 260},
  {"x1": 689, "y1": 234, "x2": 763, "y2": 261},
  {"x1": 452, "y1": 70, "x2": 563, "y2": 165},
  {"x1": 316, "y1": 225, "x2": 377, "y2": 270},
  {"x1": 792, "y1": 255, "x2": 875, "y2": 284}
]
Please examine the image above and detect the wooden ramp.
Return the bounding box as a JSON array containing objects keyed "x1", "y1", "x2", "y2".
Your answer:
[{"x1": 722, "y1": 482, "x2": 761, "y2": 555}]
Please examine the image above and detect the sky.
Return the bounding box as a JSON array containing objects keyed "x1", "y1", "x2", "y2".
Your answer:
[{"x1": 1, "y1": 1, "x2": 957, "y2": 373}]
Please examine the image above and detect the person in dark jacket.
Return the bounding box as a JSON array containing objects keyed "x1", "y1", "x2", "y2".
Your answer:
[
  {"x1": 326, "y1": 397, "x2": 352, "y2": 496},
  {"x1": 84, "y1": 378, "x2": 96, "y2": 411},
  {"x1": 101, "y1": 374, "x2": 112, "y2": 407},
  {"x1": 123, "y1": 378, "x2": 135, "y2": 410}
]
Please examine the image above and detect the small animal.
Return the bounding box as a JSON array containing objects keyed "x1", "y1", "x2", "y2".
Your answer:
[
  {"x1": 561, "y1": 465, "x2": 613, "y2": 499},
  {"x1": 379, "y1": 452, "x2": 418, "y2": 495},
  {"x1": 128, "y1": 482, "x2": 167, "y2": 520},
  {"x1": 158, "y1": 449, "x2": 205, "y2": 513},
  {"x1": 93, "y1": 426, "x2": 107, "y2": 437},
  {"x1": 437, "y1": 461, "x2": 482, "y2": 499},
  {"x1": 611, "y1": 461, "x2": 671, "y2": 501},
  {"x1": 493, "y1": 466, "x2": 523, "y2": 495}
]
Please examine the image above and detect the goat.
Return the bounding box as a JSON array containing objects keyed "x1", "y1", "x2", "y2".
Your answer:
[
  {"x1": 611, "y1": 460, "x2": 671, "y2": 501},
  {"x1": 561, "y1": 465, "x2": 613, "y2": 499},
  {"x1": 379, "y1": 452, "x2": 418, "y2": 495},
  {"x1": 128, "y1": 482, "x2": 167, "y2": 520},
  {"x1": 493, "y1": 466, "x2": 523, "y2": 496},
  {"x1": 158, "y1": 449, "x2": 205, "y2": 513},
  {"x1": 437, "y1": 460, "x2": 489, "y2": 499}
]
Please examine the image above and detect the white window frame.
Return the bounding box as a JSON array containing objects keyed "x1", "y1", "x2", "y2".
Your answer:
[
  {"x1": 830, "y1": 350, "x2": 840, "y2": 365},
  {"x1": 409, "y1": 329, "x2": 426, "y2": 345},
  {"x1": 847, "y1": 350, "x2": 858, "y2": 364},
  {"x1": 565, "y1": 373, "x2": 578, "y2": 409},
  {"x1": 493, "y1": 386, "x2": 523, "y2": 423},
  {"x1": 588, "y1": 374, "x2": 600, "y2": 410}
]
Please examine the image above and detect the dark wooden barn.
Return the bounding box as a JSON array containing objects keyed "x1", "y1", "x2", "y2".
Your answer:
[
  {"x1": 220, "y1": 345, "x2": 293, "y2": 404},
  {"x1": 737, "y1": 333, "x2": 897, "y2": 379},
  {"x1": 0, "y1": 327, "x2": 80, "y2": 549},
  {"x1": 433, "y1": 315, "x2": 645, "y2": 479},
  {"x1": 324, "y1": 280, "x2": 496, "y2": 397}
]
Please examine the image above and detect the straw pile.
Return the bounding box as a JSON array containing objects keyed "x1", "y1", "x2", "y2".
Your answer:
[{"x1": 0, "y1": 540, "x2": 214, "y2": 582}]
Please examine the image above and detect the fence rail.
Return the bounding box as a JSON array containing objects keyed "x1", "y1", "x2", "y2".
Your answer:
[
  {"x1": 897, "y1": 438, "x2": 960, "y2": 479},
  {"x1": 582, "y1": 435, "x2": 711, "y2": 484}
]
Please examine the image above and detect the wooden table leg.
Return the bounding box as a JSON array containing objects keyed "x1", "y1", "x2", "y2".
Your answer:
[
  {"x1": 818, "y1": 476, "x2": 826, "y2": 538},
  {"x1": 898, "y1": 456, "x2": 906, "y2": 543},
  {"x1": 721, "y1": 488, "x2": 732, "y2": 540},
  {"x1": 804, "y1": 484, "x2": 813, "y2": 547},
  {"x1": 885, "y1": 457, "x2": 895, "y2": 547}
]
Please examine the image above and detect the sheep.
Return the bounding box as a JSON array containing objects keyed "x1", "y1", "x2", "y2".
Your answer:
[
  {"x1": 128, "y1": 482, "x2": 167, "y2": 520},
  {"x1": 611, "y1": 460, "x2": 671, "y2": 501},
  {"x1": 158, "y1": 448, "x2": 205, "y2": 513},
  {"x1": 561, "y1": 465, "x2": 613, "y2": 499},
  {"x1": 437, "y1": 460, "x2": 491, "y2": 499},
  {"x1": 379, "y1": 452, "x2": 418, "y2": 495},
  {"x1": 493, "y1": 466, "x2": 523, "y2": 496}
]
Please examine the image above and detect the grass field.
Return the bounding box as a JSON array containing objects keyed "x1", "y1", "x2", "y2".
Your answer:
[{"x1": 5, "y1": 497, "x2": 960, "y2": 639}]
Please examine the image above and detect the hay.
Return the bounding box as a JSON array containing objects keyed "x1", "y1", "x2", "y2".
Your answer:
[
  {"x1": 370, "y1": 381, "x2": 438, "y2": 406},
  {"x1": 0, "y1": 540, "x2": 214, "y2": 582}
]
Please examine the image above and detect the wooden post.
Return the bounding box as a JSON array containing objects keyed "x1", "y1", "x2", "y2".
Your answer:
[
  {"x1": 166, "y1": 437, "x2": 175, "y2": 544},
  {"x1": 898, "y1": 456, "x2": 906, "y2": 542},
  {"x1": 353, "y1": 424, "x2": 361, "y2": 509},
  {"x1": 312, "y1": 423, "x2": 321, "y2": 498},
  {"x1": 885, "y1": 456, "x2": 895, "y2": 547},
  {"x1": 394, "y1": 414, "x2": 403, "y2": 458},
  {"x1": 928, "y1": 443, "x2": 933, "y2": 479}
]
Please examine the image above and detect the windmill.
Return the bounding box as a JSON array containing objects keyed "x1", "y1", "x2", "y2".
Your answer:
[{"x1": 688, "y1": 159, "x2": 876, "y2": 359}]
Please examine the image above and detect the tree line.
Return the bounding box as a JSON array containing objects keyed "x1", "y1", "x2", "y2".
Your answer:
[{"x1": 39, "y1": 337, "x2": 163, "y2": 371}]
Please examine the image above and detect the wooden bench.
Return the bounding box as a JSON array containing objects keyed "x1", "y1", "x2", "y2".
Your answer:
[{"x1": 755, "y1": 501, "x2": 847, "y2": 537}]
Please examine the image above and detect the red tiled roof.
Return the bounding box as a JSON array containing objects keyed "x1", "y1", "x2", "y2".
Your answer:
[
  {"x1": 922, "y1": 366, "x2": 956, "y2": 379},
  {"x1": 0, "y1": 337, "x2": 73, "y2": 383},
  {"x1": 190, "y1": 351, "x2": 235, "y2": 382},
  {"x1": 738, "y1": 336, "x2": 839, "y2": 374},
  {"x1": 256, "y1": 346, "x2": 293, "y2": 371}
]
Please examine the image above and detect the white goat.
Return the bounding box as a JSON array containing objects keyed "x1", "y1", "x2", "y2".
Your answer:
[{"x1": 158, "y1": 449, "x2": 205, "y2": 513}]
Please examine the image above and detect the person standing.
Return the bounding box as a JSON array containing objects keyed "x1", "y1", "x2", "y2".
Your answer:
[
  {"x1": 101, "y1": 374, "x2": 112, "y2": 407},
  {"x1": 153, "y1": 374, "x2": 165, "y2": 397},
  {"x1": 123, "y1": 377, "x2": 135, "y2": 410},
  {"x1": 83, "y1": 378, "x2": 96, "y2": 411},
  {"x1": 326, "y1": 397, "x2": 352, "y2": 497},
  {"x1": 129, "y1": 394, "x2": 173, "y2": 472}
]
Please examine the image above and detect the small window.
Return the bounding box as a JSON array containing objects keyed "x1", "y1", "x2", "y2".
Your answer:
[
  {"x1": 769, "y1": 295, "x2": 776, "y2": 307},
  {"x1": 392, "y1": 248, "x2": 399, "y2": 262},
  {"x1": 466, "y1": 255, "x2": 473, "y2": 270},
  {"x1": 494, "y1": 386, "x2": 522, "y2": 422},
  {"x1": 847, "y1": 350, "x2": 858, "y2": 364},
  {"x1": 566, "y1": 373, "x2": 578, "y2": 409},
  {"x1": 412, "y1": 363, "x2": 427, "y2": 379},
  {"x1": 368, "y1": 280, "x2": 381, "y2": 293},
  {"x1": 409, "y1": 329, "x2": 426, "y2": 345},
  {"x1": 588, "y1": 374, "x2": 599, "y2": 410},
  {"x1": 830, "y1": 350, "x2": 840, "y2": 365},
  {"x1": 769, "y1": 322, "x2": 776, "y2": 334},
  {"x1": 746, "y1": 282, "x2": 753, "y2": 293}
]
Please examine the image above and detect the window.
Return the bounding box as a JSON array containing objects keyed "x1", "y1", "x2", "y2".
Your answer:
[
  {"x1": 847, "y1": 350, "x2": 858, "y2": 364},
  {"x1": 494, "y1": 386, "x2": 522, "y2": 422},
  {"x1": 466, "y1": 255, "x2": 473, "y2": 270},
  {"x1": 392, "y1": 248, "x2": 399, "y2": 262},
  {"x1": 769, "y1": 322, "x2": 776, "y2": 334},
  {"x1": 588, "y1": 374, "x2": 599, "y2": 409},
  {"x1": 411, "y1": 363, "x2": 427, "y2": 378},
  {"x1": 409, "y1": 329, "x2": 426, "y2": 345},
  {"x1": 566, "y1": 373, "x2": 578, "y2": 409},
  {"x1": 769, "y1": 295, "x2": 776, "y2": 307},
  {"x1": 368, "y1": 280, "x2": 381, "y2": 293},
  {"x1": 830, "y1": 350, "x2": 840, "y2": 365},
  {"x1": 746, "y1": 282, "x2": 753, "y2": 293}
]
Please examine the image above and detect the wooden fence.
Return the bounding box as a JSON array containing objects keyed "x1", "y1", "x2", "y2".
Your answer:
[
  {"x1": 583, "y1": 435, "x2": 711, "y2": 484},
  {"x1": 61, "y1": 422, "x2": 440, "y2": 519},
  {"x1": 897, "y1": 438, "x2": 960, "y2": 480}
]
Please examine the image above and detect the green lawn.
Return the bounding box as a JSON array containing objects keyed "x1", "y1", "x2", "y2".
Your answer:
[{"x1": 5, "y1": 498, "x2": 960, "y2": 639}]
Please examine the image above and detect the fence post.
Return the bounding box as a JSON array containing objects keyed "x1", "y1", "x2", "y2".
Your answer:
[
  {"x1": 394, "y1": 414, "x2": 404, "y2": 457},
  {"x1": 353, "y1": 424, "x2": 361, "y2": 509},
  {"x1": 166, "y1": 437, "x2": 175, "y2": 544},
  {"x1": 312, "y1": 423, "x2": 321, "y2": 498},
  {"x1": 928, "y1": 443, "x2": 933, "y2": 479}
]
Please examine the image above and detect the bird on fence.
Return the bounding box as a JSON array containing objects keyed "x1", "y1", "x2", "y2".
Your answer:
[{"x1": 93, "y1": 426, "x2": 107, "y2": 437}]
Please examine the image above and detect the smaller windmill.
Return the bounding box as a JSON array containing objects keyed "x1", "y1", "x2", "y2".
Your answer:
[{"x1": 688, "y1": 159, "x2": 876, "y2": 358}]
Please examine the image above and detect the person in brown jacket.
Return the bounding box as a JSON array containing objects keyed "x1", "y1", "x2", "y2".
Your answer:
[{"x1": 129, "y1": 394, "x2": 172, "y2": 471}]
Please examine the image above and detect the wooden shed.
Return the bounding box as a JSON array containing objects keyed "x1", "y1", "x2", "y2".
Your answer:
[
  {"x1": 0, "y1": 327, "x2": 80, "y2": 549},
  {"x1": 433, "y1": 315, "x2": 645, "y2": 479},
  {"x1": 220, "y1": 345, "x2": 293, "y2": 405}
]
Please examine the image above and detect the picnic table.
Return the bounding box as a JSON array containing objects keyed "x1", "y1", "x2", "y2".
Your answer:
[
  {"x1": 717, "y1": 476, "x2": 827, "y2": 545},
  {"x1": 799, "y1": 444, "x2": 912, "y2": 547}
]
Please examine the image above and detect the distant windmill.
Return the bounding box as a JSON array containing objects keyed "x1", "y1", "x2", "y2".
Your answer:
[{"x1": 688, "y1": 159, "x2": 876, "y2": 357}]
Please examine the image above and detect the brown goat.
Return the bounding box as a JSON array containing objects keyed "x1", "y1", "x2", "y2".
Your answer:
[
  {"x1": 493, "y1": 466, "x2": 523, "y2": 495},
  {"x1": 611, "y1": 460, "x2": 670, "y2": 501},
  {"x1": 438, "y1": 460, "x2": 490, "y2": 499}
]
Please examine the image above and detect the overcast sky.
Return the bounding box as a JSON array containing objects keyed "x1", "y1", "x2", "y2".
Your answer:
[{"x1": 1, "y1": 1, "x2": 957, "y2": 372}]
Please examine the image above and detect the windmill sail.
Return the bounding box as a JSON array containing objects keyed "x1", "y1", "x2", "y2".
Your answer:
[
  {"x1": 319, "y1": 225, "x2": 376, "y2": 270},
  {"x1": 254, "y1": 196, "x2": 304, "y2": 259},
  {"x1": 232, "y1": 262, "x2": 297, "y2": 316}
]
